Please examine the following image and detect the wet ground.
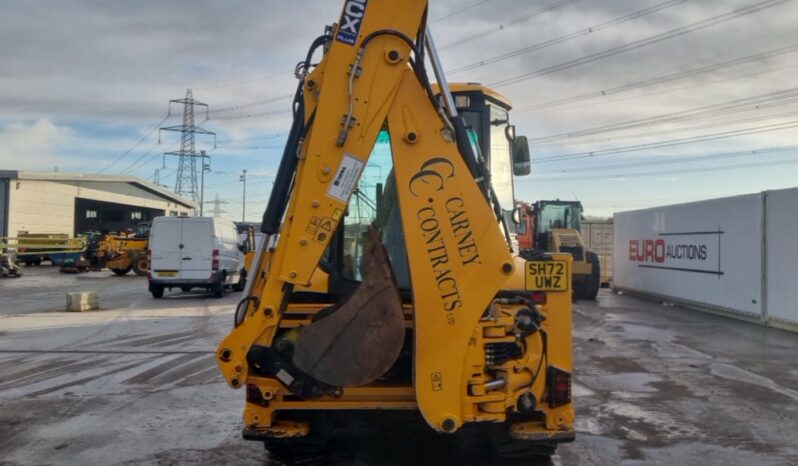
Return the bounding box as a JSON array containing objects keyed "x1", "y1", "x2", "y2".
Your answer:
[{"x1": 0, "y1": 267, "x2": 797, "y2": 465}]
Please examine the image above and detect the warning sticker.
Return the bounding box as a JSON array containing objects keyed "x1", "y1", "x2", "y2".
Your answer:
[
  {"x1": 331, "y1": 208, "x2": 344, "y2": 222},
  {"x1": 306, "y1": 216, "x2": 321, "y2": 235},
  {"x1": 431, "y1": 372, "x2": 443, "y2": 391},
  {"x1": 326, "y1": 154, "x2": 364, "y2": 203},
  {"x1": 320, "y1": 217, "x2": 333, "y2": 232}
]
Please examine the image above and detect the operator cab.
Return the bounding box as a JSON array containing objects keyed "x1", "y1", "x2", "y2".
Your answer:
[{"x1": 533, "y1": 200, "x2": 584, "y2": 250}]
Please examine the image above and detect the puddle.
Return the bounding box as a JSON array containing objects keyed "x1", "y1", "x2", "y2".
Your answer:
[
  {"x1": 709, "y1": 363, "x2": 798, "y2": 402},
  {"x1": 579, "y1": 372, "x2": 663, "y2": 394}
]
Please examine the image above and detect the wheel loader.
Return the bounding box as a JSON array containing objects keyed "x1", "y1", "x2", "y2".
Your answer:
[
  {"x1": 87, "y1": 222, "x2": 150, "y2": 276},
  {"x1": 516, "y1": 200, "x2": 601, "y2": 300},
  {"x1": 217, "y1": 0, "x2": 575, "y2": 459}
]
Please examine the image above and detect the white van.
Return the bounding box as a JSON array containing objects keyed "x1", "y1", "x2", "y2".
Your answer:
[{"x1": 147, "y1": 216, "x2": 244, "y2": 298}]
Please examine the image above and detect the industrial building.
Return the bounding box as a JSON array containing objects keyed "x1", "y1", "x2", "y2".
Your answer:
[{"x1": 0, "y1": 170, "x2": 195, "y2": 237}]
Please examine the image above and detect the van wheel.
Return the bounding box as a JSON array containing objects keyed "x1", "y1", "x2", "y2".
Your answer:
[
  {"x1": 151, "y1": 286, "x2": 164, "y2": 299},
  {"x1": 232, "y1": 276, "x2": 246, "y2": 292},
  {"x1": 212, "y1": 275, "x2": 226, "y2": 299}
]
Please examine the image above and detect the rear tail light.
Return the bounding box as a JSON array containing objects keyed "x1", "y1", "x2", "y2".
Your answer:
[
  {"x1": 529, "y1": 291, "x2": 547, "y2": 305},
  {"x1": 210, "y1": 249, "x2": 220, "y2": 280},
  {"x1": 547, "y1": 366, "x2": 572, "y2": 408},
  {"x1": 146, "y1": 249, "x2": 152, "y2": 280}
]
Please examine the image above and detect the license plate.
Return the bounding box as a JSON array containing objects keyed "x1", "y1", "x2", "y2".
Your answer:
[
  {"x1": 157, "y1": 271, "x2": 177, "y2": 277},
  {"x1": 525, "y1": 260, "x2": 569, "y2": 292}
]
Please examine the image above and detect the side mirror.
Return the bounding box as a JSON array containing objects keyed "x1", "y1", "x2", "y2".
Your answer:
[{"x1": 512, "y1": 136, "x2": 531, "y2": 176}]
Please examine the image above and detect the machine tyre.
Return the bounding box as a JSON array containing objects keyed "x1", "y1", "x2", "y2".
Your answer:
[
  {"x1": 212, "y1": 274, "x2": 226, "y2": 299},
  {"x1": 574, "y1": 252, "x2": 600, "y2": 300},
  {"x1": 151, "y1": 286, "x2": 164, "y2": 299},
  {"x1": 180, "y1": 286, "x2": 193, "y2": 292},
  {"x1": 488, "y1": 425, "x2": 557, "y2": 459},
  {"x1": 232, "y1": 273, "x2": 246, "y2": 292},
  {"x1": 131, "y1": 255, "x2": 148, "y2": 276},
  {"x1": 262, "y1": 414, "x2": 332, "y2": 461},
  {"x1": 112, "y1": 267, "x2": 132, "y2": 276}
]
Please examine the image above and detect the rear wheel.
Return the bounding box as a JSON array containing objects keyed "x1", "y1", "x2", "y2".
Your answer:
[
  {"x1": 212, "y1": 274, "x2": 226, "y2": 299},
  {"x1": 262, "y1": 414, "x2": 332, "y2": 461},
  {"x1": 232, "y1": 271, "x2": 246, "y2": 292},
  {"x1": 151, "y1": 285, "x2": 164, "y2": 299},
  {"x1": 180, "y1": 286, "x2": 192, "y2": 292},
  {"x1": 488, "y1": 425, "x2": 557, "y2": 459},
  {"x1": 573, "y1": 251, "x2": 600, "y2": 300},
  {"x1": 131, "y1": 255, "x2": 148, "y2": 276},
  {"x1": 112, "y1": 267, "x2": 131, "y2": 276}
]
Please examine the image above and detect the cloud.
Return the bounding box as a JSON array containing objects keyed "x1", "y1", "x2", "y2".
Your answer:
[
  {"x1": 1, "y1": 0, "x2": 797, "y2": 215},
  {"x1": 0, "y1": 120, "x2": 83, "y2": 170}
]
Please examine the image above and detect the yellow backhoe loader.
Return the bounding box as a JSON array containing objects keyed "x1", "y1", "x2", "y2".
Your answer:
[
  {"x1": 216, "y1": 0, "x2": 575, "y2": 459},
  {"x1": 87, "y1": 222, "x2": 150, "y2": 276}
]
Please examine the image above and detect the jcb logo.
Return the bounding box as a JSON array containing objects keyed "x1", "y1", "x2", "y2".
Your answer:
[{"x1": 337, "y1": 0, "x2": 368, "y2": 45}]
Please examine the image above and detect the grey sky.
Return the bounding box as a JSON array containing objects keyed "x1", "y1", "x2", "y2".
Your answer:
[{"x1": 1, "y1": 0, "x2": 796, "y2": 218}]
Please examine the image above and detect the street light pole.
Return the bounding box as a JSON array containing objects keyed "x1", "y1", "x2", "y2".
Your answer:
[
  {"x1": 199, "y1": 150, "x2": 210, "y2": 216},
  {"x1": 240, "y1": 169, "x2": 247, "y2": 222}
]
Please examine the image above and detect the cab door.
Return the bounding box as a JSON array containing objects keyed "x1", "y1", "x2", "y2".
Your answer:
[
  {"x1": 150, "y1": 218, "x2": 182, "y2": 278},
  {"x1": 179, "y1": 218, "x2": 214, "y2": 280}
]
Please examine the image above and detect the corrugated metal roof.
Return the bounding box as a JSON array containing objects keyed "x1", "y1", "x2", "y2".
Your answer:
[{"x1": 0, "y1": 170, "x2": 196, "y2": 209}]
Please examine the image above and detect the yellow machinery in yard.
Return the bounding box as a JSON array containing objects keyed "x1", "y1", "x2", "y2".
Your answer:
[
  {"x1": 516, "y1": 200, "x2": 601, "y2": 300},
  {"x1": 216, "y1": 0, "x2": 575, "y2": 459},
  {"x1": 241, "y1": 225, "x2": 258, "y2": 282},
  {"x1": 87, "y1": 222, "x2": 151, "y2": 276}
]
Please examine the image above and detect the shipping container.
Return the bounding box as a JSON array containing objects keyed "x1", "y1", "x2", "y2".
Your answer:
[
  {"x1": 581, "y1": 221, "x2": 614, "y2": 286},
  {"x1": 613, "y1": 187, "x2": 798, "y2": 332}
]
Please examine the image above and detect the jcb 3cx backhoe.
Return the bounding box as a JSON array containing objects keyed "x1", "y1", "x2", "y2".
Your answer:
[{"x1": 216, "y1": 0, "x2": 575, "y2": 458}]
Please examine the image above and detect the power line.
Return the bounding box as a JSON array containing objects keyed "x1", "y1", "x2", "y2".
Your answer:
[
  {"x1": 215, "y1": 132, "x2": 286, "y2": 146},
  {"x1": 536, "y1": 108, "x2": 798, "y2": 149},
  {"x1": 532, "y1": 145, "x2": 798, "y2": 175},
  {"x1": 431, "y1": 0, "x2": 496, "y2": 23},
  {"x1": 535, "y1": 119, "x2": 798, "y2": 163},
  {"x1": 513, "y1": 42, "x2": 798, "y2": 114},
  {"x1": 118, "y1": 141, "x2": 161, "y2": 175},
  {"x1": 520, "y1": 156, "x2": 798, "y2": 182},
  {"x1": 193, "y1": 0, "x2": 503, "y2": 92},
  {"x1": 440, "y1": 0, "x2": 582, "y2": 51},
  {"x1": 208, "y1": 94, "x2": 294, "y2": 114},
  {"x1": 448, "y1": 0, "x2": 689, "y2": 75},
  {"x1": 515, "y1": 61, "x2": 798, "y2": 119},
  {"x1": 195, "y1": 70, "x2": 293, "y2": 91},
  {"x1": 98, "y1": 114, "x2": 170, "y2": 174},
  {"x1": 207, "y1": 109, "x2": 292, "y2": 121},
  {"x1": 488, "y1": 0, "x2": 791, "y2": 88},
  {"x1": 529, "y1": 86, "x2": 798, "y2": 144}
]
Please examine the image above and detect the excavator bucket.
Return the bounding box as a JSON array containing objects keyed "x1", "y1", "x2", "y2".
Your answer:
[{"x1": 292, "y1": 228, "x2": 405, "y2": 387}]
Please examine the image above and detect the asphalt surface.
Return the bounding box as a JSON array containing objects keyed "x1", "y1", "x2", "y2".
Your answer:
[{"x1": 1, "y1": 266, "x2": 797, "y2": 465}]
